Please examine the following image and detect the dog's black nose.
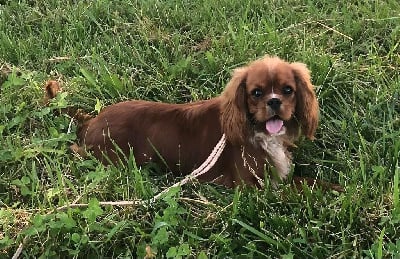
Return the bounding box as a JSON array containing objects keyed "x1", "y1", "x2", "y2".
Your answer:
[{"x1": 267, "y1": 98, "x2": 282, "y2": 111}]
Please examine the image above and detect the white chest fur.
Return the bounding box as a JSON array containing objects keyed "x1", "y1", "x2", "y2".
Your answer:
[{"x1": 252, "y1": 128, "x2": 292, "y2": 181}]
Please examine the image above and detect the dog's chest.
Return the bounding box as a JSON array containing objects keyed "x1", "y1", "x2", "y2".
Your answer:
[{"x1": 250, "y1": 131, "x2": 292, "y2": 180}]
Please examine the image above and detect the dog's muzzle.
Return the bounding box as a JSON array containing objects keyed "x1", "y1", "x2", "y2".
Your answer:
[{"x1": 267, "y1": 98, "x2": 282, "y2": 111}]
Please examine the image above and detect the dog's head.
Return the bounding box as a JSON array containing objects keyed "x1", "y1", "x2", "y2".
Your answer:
[{"x1": 221, "y1": 56, "x2": 319, "y2": 144}]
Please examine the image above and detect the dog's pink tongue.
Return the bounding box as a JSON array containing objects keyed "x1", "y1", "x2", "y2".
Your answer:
[{"x1": 266, "y1": 119, "x2": 283, "y2": 134}]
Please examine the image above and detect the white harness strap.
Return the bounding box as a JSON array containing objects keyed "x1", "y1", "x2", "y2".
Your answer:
[{"x1": 150, "y1": 134, "x2": 227, "y2": 202}]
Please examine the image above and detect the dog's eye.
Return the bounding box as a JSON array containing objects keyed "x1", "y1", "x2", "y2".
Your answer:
[
  {"x1": 251, "y1": 88, "x2": 263, "y2": 98},
  {"x1": 282, "y1": 86, "x2": 293, "y2": 95}
]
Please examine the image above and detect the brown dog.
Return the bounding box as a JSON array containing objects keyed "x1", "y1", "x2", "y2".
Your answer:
[{"x1": 46, "y1": 56, "x2": 342, "y2": 191}]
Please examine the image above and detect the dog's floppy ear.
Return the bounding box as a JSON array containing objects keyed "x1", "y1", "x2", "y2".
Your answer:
[
  {"x1": 290, "y1": 62, "x2": 319, "y2": 140},
  {"x1": 221, "y1": 67, "x2": 248, "y2": 144}
]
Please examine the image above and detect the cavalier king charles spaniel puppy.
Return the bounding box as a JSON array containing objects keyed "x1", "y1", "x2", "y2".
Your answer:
[{"x1": 46, "y1": 55, "x2": 333, "y2": 189}]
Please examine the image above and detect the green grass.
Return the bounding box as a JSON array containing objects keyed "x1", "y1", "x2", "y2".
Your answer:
[{"x1": 1, "y1": 0, "x2": 400, "y2": 257}]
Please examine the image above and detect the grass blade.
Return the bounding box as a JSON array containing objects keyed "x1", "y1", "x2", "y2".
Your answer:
[{"x1": 232, "y1": 219, "x2": 285, "y2": 251}]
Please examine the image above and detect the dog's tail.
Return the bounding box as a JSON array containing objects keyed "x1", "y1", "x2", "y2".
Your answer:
[
  {"x1": 44, "y1": 80, "x2": 92, "y2": 125},
  {"x1": 44, "y1": 80, "x2": 61, "y2": 105}
]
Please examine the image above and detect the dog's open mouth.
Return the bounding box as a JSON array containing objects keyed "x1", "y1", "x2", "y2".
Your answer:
[{"x1": 266, "y1": 116, "x2": 284, "y2": 134}]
